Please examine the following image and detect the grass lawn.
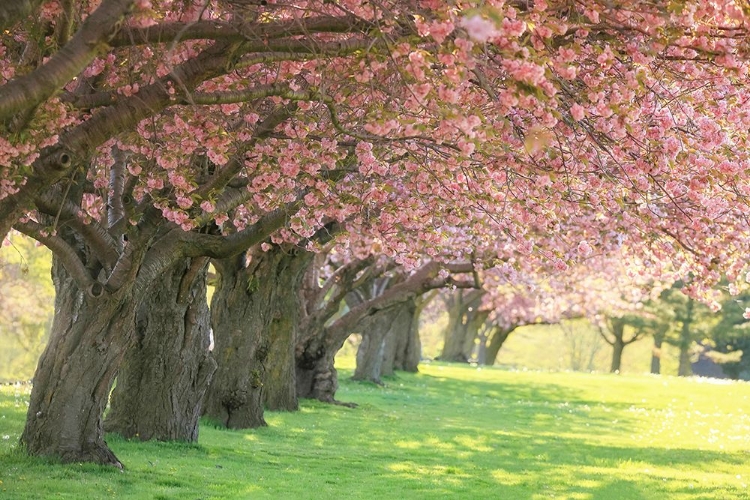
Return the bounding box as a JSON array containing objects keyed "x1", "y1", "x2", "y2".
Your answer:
[{"x1": 1, "y1": 360, "x2": 749, "y2": 499}]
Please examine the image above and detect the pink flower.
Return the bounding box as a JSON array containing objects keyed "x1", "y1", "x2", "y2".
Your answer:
[
  {"x1": 461, "y1": 15, "x2": 499, "y2": 43},
  {"x1": 570, "y1": 103, "x2": 585, "y2": 121},
  {"x1": 577, "y1": 240, "x2": 593, "y2": 257},
  {"x1": 176, "y1": 195, "x2": 193, "y2": 209},
  {"x1": 200, "y1": 200, "x2": 215, "y2": 213},
  {"x1": 743, "y1": 308, "x2": 750, "y2": 320}
]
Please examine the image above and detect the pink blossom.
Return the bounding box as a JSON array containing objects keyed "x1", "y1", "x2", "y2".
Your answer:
[
  {"x1": 176, "y1": 195, "x2": 193, "y2": 209},
  {"x1": 577, "y1": 240, "x2": 593, "y2": 257},
  {"x1": 744, "y1": 308, "x2": 750, "y2": 320},
  {"x1": 461, "y1": 15, "x2": 499, "y2": 43},
  {"x1": 200, "y1": 200, "x2": 215, "y2": 213},
  {"x1": 570, "y1": 103, "x2": 585, "y2": 121}
]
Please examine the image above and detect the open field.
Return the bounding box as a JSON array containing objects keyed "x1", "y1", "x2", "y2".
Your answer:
[{"x1": 1, "y1": 360, "x2": 749, "y2": 499}]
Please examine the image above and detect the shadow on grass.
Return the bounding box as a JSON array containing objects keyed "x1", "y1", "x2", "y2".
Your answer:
[{"x1": 2, "y1": 370, "x2": 748, "y2": 499}]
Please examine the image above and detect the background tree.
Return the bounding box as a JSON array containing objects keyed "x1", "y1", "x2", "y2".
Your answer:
[{"x1": 657, "y1": 284, "x2": 719, "y2": 377}]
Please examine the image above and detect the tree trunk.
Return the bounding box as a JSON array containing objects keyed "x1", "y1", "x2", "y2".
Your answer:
[
  {"x1": 104, "y1": 258, "x2": 215, "y2": 442},
  {"x1": 262, "y1": 248, "x2": 312, "y2": 411},
  {"x1": 382, "y1": 301, "x2": 417, "y2": 376},
  {"x1": 20, "y1": 258, "x2": 135, "y2": 467},
  {"x1": 610, "y1": 337, "x2": 625, "y2": 373},
  {"x1": 439, "y1": 293, "x2": 470, "y2": 362},
  {"x1": 678, "y1": 298, "x2": 694, "y2": 377},
  {"x1": 607, "y1": 317, "x2": 627, "y2": 373},
  {"x1": 650, "y1": 330, "x2": 665, "y2": 375},
  {"x1": 202, "y1": 253, "x2": 268, "y2": 429},
  {"x1": 400, "y1": 299, "x2": 422, "y2": 372},
  {"x1": 353, "y1": 310, "x2": 396, "y2": 384},
  {"x1": 483, "y1": 326, "x2": 515, "y2": 366},
  {"x1": 204, "y1": 245, "x2": 311, "y2": 427},
  {"x1": 296, "y1": 339, "x2": 340, "y2": 403},
  {"x1": 439, "y1": 290, "x2": 484, "y2": 362}
]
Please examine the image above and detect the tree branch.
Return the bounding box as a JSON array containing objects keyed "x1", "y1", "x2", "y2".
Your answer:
[
  {"x1": 0, "y1": 0, "x2": 45, "y2": 31},
  {"x1": 35, "y1": 191, "x2": 120, "y2": 272},
  {"x1": 0, "y1": 0, "x2": 135, "y2": 123},
  {"x1": 322, "y1": 261, "x2": 472, "y2": 346},
  {"x1": 110, "y1": 15, "x2": 371, "y2": 46},
  {"x1": 13, "y1": 220, "x2": 96, "y2": 294}
]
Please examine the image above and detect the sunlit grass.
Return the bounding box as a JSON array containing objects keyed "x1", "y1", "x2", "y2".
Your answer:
[{"x1": 1, "y1": 361, "x2": 749, "y2": 499}]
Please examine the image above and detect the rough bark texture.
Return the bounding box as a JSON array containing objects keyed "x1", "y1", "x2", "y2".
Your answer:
[
  {"x1": 381, "y1": 301, "x2": 417, "y2": 376},
  {"x1": 104, "y1": 258, "x2": 215, "y2": 442},
  {"x1": 262, "y1": 248, "x2": 313, "y2": 411},
  {"x1": 203, "y1": 253, "x2": 268, "y2": 429},
  {"x1": 353, "y1": 310, "x2": 396, "y2": 383},
  {"x1": 295, "y1": 339, "x2": 340, "y2": 403},
  {"x1": 20, "y1": 257, "x2": 135, "y2": 467},
  {"x1": 400, "y1": 300, "x2": 422, "y2": 372},
  {"x1": 439, "y1": 290, "x2": 484, "y2": 362},
  {"x1": 204, "y1": 245, "x2": 311, "y2": 427}
]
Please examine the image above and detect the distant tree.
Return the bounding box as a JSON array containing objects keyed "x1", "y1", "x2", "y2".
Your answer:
[
  {"x1": 657, "y1": 284, "x2": 718, "y2": 377},
  {"x1": 706, "y1": 289, "x2": 750, "y2": 380},
  {"x1": 596, "y1": 314, "x2": 651, "y2": 373}
]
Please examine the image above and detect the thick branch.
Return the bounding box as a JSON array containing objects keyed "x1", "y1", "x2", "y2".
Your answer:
[
  {"x1": 13, "y1": 220, "x2": 96, "y2": 293},
  {"x1": 0, "y1": 0, "x2": 135, "y2": 123},
  {"x1": 110, "y1": 15, "x2": 371, "y2": 46},
  {"x1": 323, "y1": 261, "x2": 471, "y2": 346},
  {"x1": 35, "y1": 191, "x2": 120, "y2": 271},
  {"x1": 0, "y1": 0, "x2": 45, "y2": 31}
]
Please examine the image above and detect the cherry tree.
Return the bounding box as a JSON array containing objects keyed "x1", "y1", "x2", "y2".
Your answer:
[{"x1": 3, "y1": 0, "x2": 750, "y2": 467}]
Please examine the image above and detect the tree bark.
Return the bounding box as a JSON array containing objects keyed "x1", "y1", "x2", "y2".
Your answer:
[
  {"x1": 650, "y1": 329, "x2": 665, "y2": 375},
  {"x1": 483, "y1": 326, "x2": 515, "y2": 366},
  {"x1": 20, "y1": 258, "x2": 135, "y2": 467},
  {"x1": 262, "y1": 248, "x2": 313, "y2": 411},
  {"x1": 610, "y1": 337, "x2": 625, "y2": 373},
  {"x1": 609, "y1": 317, "x2": 627, "y2": 373},
  {"x1": 104, "y1": 258, "x2": 215, "y2": 442},
  {"x1": 353, "y1": 310, "x2": 396, "y2": 383},
  {"x1": 202, "y1": 253, "x2": 268, "y2": 429},
  {"x1": 295, "y1": 338, "x2": 341, "y2": 403},
  {"x1": 677, "y1": 298, "x2": 694, "y2": 377},
  {"x1": 204, "y1": 245, "x2": 311, "y2": 427},
  {"x1": 439, "y1": 290, "x2": 484, "y2": 362},
  {"x1": 381, "y1": 300, "x2": 417, "y2": 376},
  {"x1": 400, "y1": 299, "x2": 422, "y2": 372}
]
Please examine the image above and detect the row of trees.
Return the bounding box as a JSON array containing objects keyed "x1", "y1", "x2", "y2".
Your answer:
[
  {"x1": 433, "y1": 282, "x2": 750, "y2": 379},
  {"x1": 3, "y1": 0, "x2": 750, "y2": 468}
]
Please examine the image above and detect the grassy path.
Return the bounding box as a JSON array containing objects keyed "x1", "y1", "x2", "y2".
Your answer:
[{"x1": 1, "y1": 362, "x2": 749, "y2": 499}]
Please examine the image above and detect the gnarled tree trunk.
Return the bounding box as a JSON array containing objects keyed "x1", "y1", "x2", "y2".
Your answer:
[
  {"x1": 203, "y1": 253, "x2": 268, "y2": 429},
  {"x1": 262, "y1": 248, "x2": 313, "y2": 412},
  {"x1": 104, "y1": 258, "x2": 215, "y2": 442},
  {"x1": 204, "y1": 245, "x2": 311, "y2": 427},
  {"x1": 353, "y1": 309, "x2": 397, "y2": 383},
  {"x1": 295, "y1": 331, "x2": 343, "y2": 404},
  {"x1": 20, "y1": 258, "x2": 136, "y2": 467},
  {"x1": 381, "y1": 300, "x2": 418, "y2": 376},
  {"x1": 439, "y1": 290, "x2": 484, "y2": 362}
]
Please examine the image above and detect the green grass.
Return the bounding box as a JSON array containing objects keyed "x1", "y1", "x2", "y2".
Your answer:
[{"x1": 1, "y1": 360, "x2": 749, "y2": 499}]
